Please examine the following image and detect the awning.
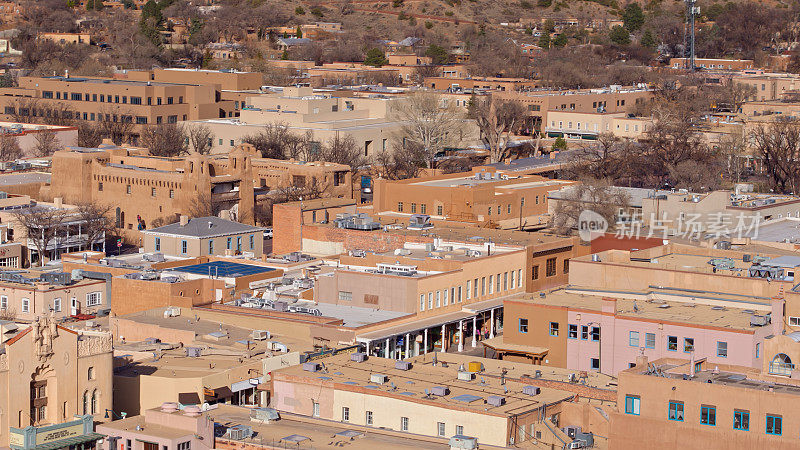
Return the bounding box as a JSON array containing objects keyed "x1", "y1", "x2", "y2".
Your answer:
[
  {"x1": 231, "y1": 378, "x2": 262, "y2": 393},
  {"x1": 178, "y1": 392, "x2": 201, "y2": 405},
  {"x1": 205, "y1": 386, "x2": 234, "y2": 400},
  {"x1": 481, "y1": 335, "x2": 548, "y2": 356},
  {"x1": 356, "y1": 310, "x2": 474, "y2": 342},
  {"x1": 34, "y1": 433, "x2": 104, "y2": 450},
  {"x1": 461, "y1": 297, "x2": 504, "y2": 314}
]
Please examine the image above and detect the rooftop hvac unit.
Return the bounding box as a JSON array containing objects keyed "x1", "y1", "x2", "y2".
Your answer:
[
  {"x1": 449, "y1": 435, "x2": 478, "y2": 450},
  {"x1": 350, "y1": 249, "x2": 367, "y2": 257},
  {"x1": 743, "y1": 254, "x2": 752, "y2": 263},
  {"x1": 750, "y1": 314, "x2": 770, "y2": 327},
  {"x1": 251, "y1": 330, "x2": 270, "y2": 341},
  {"x1": 395, "y1": 361, "x2": 412, "y2": 371},
  {"x1": 350, "y1": 352, "x2": 367, "y2": 362},
  {"x1": 225, "y1": 425, "x2": 253, "y2": 441},
  {"x1": 141, "y1": 271, "x2": 159, "y2": 280},
  {"x1": 457, "y1": 371, "x2": 474, "y2": 381},
  {"x1": 249, "y1": 407, "x2": 280, "y2": 423},
  {"x1": 40, "y1": 272, "x2": 71, "y2": 285},
  {"x1": 430, "y1": 386, "x2": 449, "y2": 396},
  {"x1": 425, "y1": 243, "x2": 436, "y2": 252},
  {"x1": 467, "y1": 361, "x2": 483, "y2": 373},
  {"x1": 370, "y1": 373, "x2": 388, "y2": 384},
  {"x1": 142, "y1": 252, "x2": 165, "y2": 262},
  {"x1": 523, "y1": 385, "x2": 541, "y2": 396},
  {"x1": 268, "y1": 341, "x2": 288, "y2": 352},
  {"x1": 303, "y1": 362, "x2": 320, "y2": 372},
  {"x1": 487, "y1": 395, "x2": 506, "y2": 407},
  {"x1": 185, "y1": 347, "x2": 202, "y2": 357},
  {"x1": 534, "y1": 370, "x2": 542, "y2": 378},
  {"x1": 163, "y1": 307, "x2": 181, "y2": 318},
  {"x1": 408, "y1": 214, "x2": 433, "y2": 230},
  {"x1": 394, "y1": 248, "x2": 412, "y2": 256}
]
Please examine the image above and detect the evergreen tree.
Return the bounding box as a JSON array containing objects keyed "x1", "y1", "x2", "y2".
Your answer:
[{"x1": 364, "y1": 48, "x2": 388, "y2": 67}]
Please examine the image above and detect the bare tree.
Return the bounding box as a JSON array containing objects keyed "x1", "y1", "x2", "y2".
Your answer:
[
  {"x1": 0, "y1": 135, "x2": 22, "y2": 161},
  {"x1": 550, "y1": 180, "x2": 631, "y2": 235},
  {"x1": 469, "y1": 96, "x2": 526, "y2": 163},
  {"x1": 390, "y1": 91, "x2": 466, "y2": 168},
  {"x1": 243, "y1": 123, "x2": 299, "y2": 159},
  {"x1": 75, "y1": 202, "x2": 114, "y2": 251},
  {"x1": 140, "y1": 123, "x2": 189, "y2": 157},
  {"x1": 372, "y1": 142, "x2": 426, "y2": 180},
  {"x1": 32, "y1": 130, "x2": 61, "y2": 157},
  {"x1": 13, "y1": 207, "x2": 66, "y2": 267},
  {"x1": 187, "y1": 124, "x2": 214, "y2": 154},
  {"x1": 751, "y1": 118, "x2": 800, "y2": 194},
  {"x1": 317, "y1": 134, "x2": 366, "y2": 170},
  {"x1": 188, "y1": 191, "x2": 213, "y2": 218},
  {"x1": 98, "y1": 107, "x2": 135, "y2": 145},
  {"x1": 77, "y1": 123, "x2": 104, "y2": 148}
]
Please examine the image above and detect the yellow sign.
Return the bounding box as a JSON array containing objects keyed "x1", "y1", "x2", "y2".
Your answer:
[
  {"x1": 36, "y1": 423, "x2": 83, "y2": 445},
  {"x1": 9, "y1": 432, "x2": 24, "y2": 447}
]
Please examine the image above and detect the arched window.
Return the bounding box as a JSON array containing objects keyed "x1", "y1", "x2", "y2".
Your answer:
[
  {"x1": 770, "y1": 353, "x2": 794, "y2": 376},
  {"x1": 82, "y1": 391, "x2": 89, "y2": 415},
  {"x1": 91, "y1": 390, "x2": 98, "y2": 415}
]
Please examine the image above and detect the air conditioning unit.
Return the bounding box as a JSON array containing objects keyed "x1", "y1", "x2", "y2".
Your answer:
[
  {"x1": 251, "y1": 330, "x2": 270, "y2": 341},
  {"x1": 458, "y1": 371, "x2": 474, "y2": 381},
  {"x1": 225, "y1": 425, "x2": 253, "y2": 440},
  {"x1": 302, "y1": 362, "x2": 320, "y2": 372},
  {"x1": 350, "y1": 352, "x2": 367, "y2": 362},
  {"x1": 370, "y1": 373, "x2": 388, "y2": 384},
  {"x1": 449, "y1": 435, "x2": 478, "y2": 449},
  {"x1": 395, "y1": 361, "x2": 412, "y2": 371},
  {"x1": 430, "y1": 386, "x2": 449, "y2": 396},
  {"x1": 487, "y1": 395, "x2": 505, "y2": 406},
  {"x1": 523, "y1": 385, "x2": 541, "y2": 396}
]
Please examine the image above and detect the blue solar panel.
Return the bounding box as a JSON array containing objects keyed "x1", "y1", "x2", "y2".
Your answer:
[
  {"x1": 170, "y1": 261, "x2": 275, "y2": 277},
  {"x1": 452, "y1": 394, "x2": 483, "y2": 403}
]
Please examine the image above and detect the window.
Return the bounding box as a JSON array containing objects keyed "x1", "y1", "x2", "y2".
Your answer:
[
  {"x1": 53, "y1": 297, "x2": 61, "y2": 312},
  {"x1": 563, "y1": 259, "x2": 569, "y2": 274},
  {"x1": 590, "y1": 327, "x2": 600, "y2": 341},
  {"x1": 366, "y1": 411, "x2": 373, "y2": 425},
  {"x1": 181, "y1": 240, "x2": 187, "y2": 254},
  {"x1": 421, "y1": 204, "x2": 427, "y2": 214},
  {"x1": 668, "y1": 336, "x2": 678, "y2": 351},
  {"x1": 411, "y1": 203, "x2": 417, "y2": 213},
  {"x1": 436, "y1": 291, "x2": 441, "y2": 307},
  {"x1": 98, "y1": 182, "x2": 103, "y2": 191},
  {"x1": 22, "y1": 297, "x2": 29, "y2": 312},
  {"x1": 645, "y1": 333, "x2": 655, "y2": 349},
  {"x1": 227, "y1": 237, "x2": 232, "y2": 249},
  {"x1": 519, "y1": 318, "x2": 528, "y2": 333},
  {"x1": 546, "y1": 258, "x2": 557, "y2": 277},
  {"x1": 236, "y1": 236, "x2": 242, "y2": 251},
  {"x1": 130, "y1": 96, "x2": 142, "y2": 105},
  {"x1": 624, "y1": 396, "x2": 640, "y2": 415},
  {"x1": 338, "y1": 291, "x2": 352, "y2": 302},
  {"x1": 532, "y1": 265, "x2": 539, "y2": 280},
  {"x1": 481, "y1": 277, "x2": 486, "y2": 296},
  {"x1": 397, "y1": 202, "x2": 403, "y2": 212},
  {"x1": 503, "y1": 272, "x2": 508, "y2": 290},
  {"x1": 312, "y1": 402, "x2": 320, "y2": 417},
  {"x1": 701, "y1": 405, "x2": 716, "y2": 426},
  {"x1": 756, "y1": 343, "x2": 760, "y2": 358},
  {"x1": 401, "y1": 417, "x2": 409, "y2": 431},
  {"x1": 766, "y1": 414, "x2": 782, "y2": 435},
  {"x1": 734, "y1": 410, "x2": 749, "y2": 431},
  {"x1": 86, "y1": 292, "x2": 102, "y2": 306},
  {"x1": 715, "y1": 341, "x2": 728, "y2": 358},
  {"x1": 168, "y1": 189, "x2": 174, "y2": 198},
  {"x1": 581, "y1": 326, "x2": 589, "y2": 340},
  {"x1": 629, "y1": 331, "x2": 640, "y2": 347},
  {"x1": 177, "y1": 443, "x2": 190, "y2": 450},
  {"x1": 342, "y1": 407, "x2": 350, "y2": 422},
  {"x1": 549, "y1": 322, "x2": 559, "y2": 337},
  {"x1": 208, "y1": 240, "x2": 214, "y2": 254},
  {"x1": 518, "y1": 269, "x2": 522, "y2": 287},
  {"x1": 1, "y1": 295, "x2": 7, "y2": 309},
  {"x1": 437, "y1": 422, "x2": 445, "y2": 437},
  {"x1": 249, "y1": 234, "x2": 255, "y2": 250},
  {"x1": 420, "y1": 294, "x2": 425, "y2": 311},
  {"x1": 790, "y1": 316, "x2": 800, "y2": 326},
  {"x1": 668, "y1": 401, "x2": 684, "y2": 421},
  {"x1": 126, "y1": 440, "x2": 132, "y2": 450},
  {"x1": 568, "y1": 324, "x2": 578, "y2": 339},
  {"x1": 456, "y1": 425, "x2": 464, "y2": 435},
  {"x1": 126, "y1": 185, "x2": 131, "y2": 194},
  {"x1": 437, "y1": 205, "x2": 443, "y2": 216},
  {"x1": 488, "y1": 275, "x2": 493, "y2": 294},
  {"x1": 510, "y1": 270, "x2": 515, "y2": 288},
  {"x1": 590, "y1": 358, "x2": 599, "y2": 370},
  {"x1": 428, "y1": 292, "x2": 433, "y2": 309},
  {"x1": 151, "y1": 187, "x2": 156, "y2": 197},
  {"x1": 684, "y1": 338, "x2": 694, "y2": 353}
]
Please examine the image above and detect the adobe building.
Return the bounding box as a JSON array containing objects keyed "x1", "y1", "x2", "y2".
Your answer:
[
  {"x1": 41, "y1": 142, "x2": 351, "y2": 233},
  {"x1": 610, "y1": 355, "x2": 800, "y2": 449},
  {"x1": 669, "y1": 57, "x2": 755, "y2": 70},
  {"x1": 0, "y1": 122, "x2": 78, "y2": 157},
  {"x1": 141, "y1": 216, "x2": 265, "y2": 258},
  {"x1": 96, "y1": 404, "x2": 213, "y2": 450},
  {"x1": 496, "y1": 289, "x2": 775, "y2": 375},
  {"x1": 0, "y1": 315, "x2": 113, "y2": 447},
  {"x1": 0, "y1": 270, "x2": 109, "y2": 322},
  {"x1": 372, "y1": 167, "x2": 574, "y2": 229},
  {"x1": 269, "y1": 351, "x2": 615, "y2": 448},
  {"x1": 189, "y1": 86, "x2": 403, "y2": 157}
]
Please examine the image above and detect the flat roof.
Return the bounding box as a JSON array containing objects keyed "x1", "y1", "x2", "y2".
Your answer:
[
  {"x1": 169, "y1": 261, "x2": 276, "y2": 277},
  {"x1": 746, "y1": 218, "x2": 800, "y2": 243},
  {"x1": 275, "y1": 352, "x2": 616, "y2": 416},
  {"x1": 0, "y1": 172, "x2": 50, "y2": 185},
  {"x1": 512, "y1": 288, "x2": 767, "y2": 331},
  {"x1": 311, "y1": 303, "x2": 409, "y2": 327},
  {"x1": 144, "y1": 216, "x2": 264, "y2": 238}
]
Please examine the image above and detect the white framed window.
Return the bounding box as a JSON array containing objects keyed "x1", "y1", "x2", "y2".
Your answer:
[
  {"x1": 366, "y1": 411, "x2": 373, "y2": 425},
  {"x1": 790, "y1": 316, "x2": 800, "y2": 326},
  {"x1": 420, "y1": 294, "x2": 425, "y2": 311},
  {"x1": 517, "y1": 269, "x2": 523, "y2": 288},
  {"x1": 466, "y1": 280, "x2": 471, "y2": 299},
  {"x1": 488, "y1": 275, "x2": 493, "y2": 294},
  {"x1": 312, "y1": 401, "x2": 320, "y2": 417},
  {"x1": 0, "y1": 295, "x2": 7, "y2": 309},
  {"x1": 436, "y1": 291, "x2": 441, "y2": 307},
  {"x1": 342, "y1": 407, "x2": 350, "y2": 422},
  {"x1": 437, "y1": 422, "x2": 445, "y2": 437},
  {"x1": 86, "y1": 292, "x2": 102, "y2": 307},
  {"x1": 53, "y1": 297, "x2": 61, "y2": 312},
  {"x1": 456, "y1": 425, "x2": 464, "y2": 435},
  {"x1": 338, "y1": 291, "x2": 352, "y2": 302},
  {"x1": 443, "y1": 289, "x2": 449, "y2": 306},
  {"x1": 21, "y1": 297, "x2": 29, "y2": 313},
  {"x1": 428, "y1": 292, "x2": 433, "y2": 309},
  {"x1": 401, "y1": 417, "x2": 409, "y2": 431}
]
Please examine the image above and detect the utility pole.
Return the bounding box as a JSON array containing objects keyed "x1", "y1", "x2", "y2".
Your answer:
[{"x1": 685, "y1": 0, "x2": 699, "y2": 71}]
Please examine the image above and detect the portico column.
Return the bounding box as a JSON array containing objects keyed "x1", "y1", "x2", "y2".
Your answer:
[
  {"x1": 458, "y1": 320, "x2": 464, "y2": 352},
  {"x1": 490, "y1": 308, "x2": 495, "y2": 338},
  {"x1": 441, "y1": 324, "x2": 446, "y2": 352},
  {"x1": 424, "y1": 328, "x2": 428, "y2": 354},
  {"x1": 385, "y1": 338, "x2": 390, "y2": 358},
  {"x1": 472, "y1": 316, "x2": 477, "y2": 347},
  {"x1": 405, "y1": 333, "x2": 410, "y2": 358},
  {"x1": 365, "y1": 340, "x2": 370, "y2": 355}
]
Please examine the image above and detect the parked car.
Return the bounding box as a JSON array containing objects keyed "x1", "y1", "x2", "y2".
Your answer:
[{"x1": 263, "y1": 228, "x2": 273, "y2": 239}]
